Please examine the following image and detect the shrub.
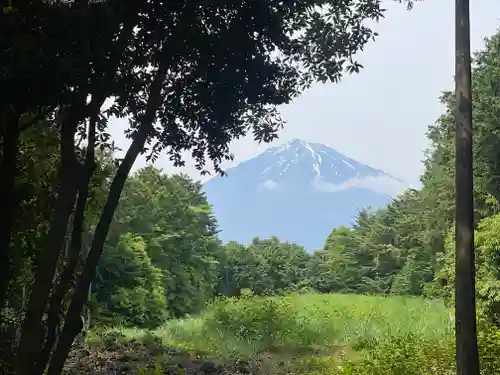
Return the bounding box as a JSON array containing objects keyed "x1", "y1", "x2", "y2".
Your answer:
[
  {"x1": 478, "y1": 325, "x2": 500, "y2": 375},
  {"x1": 92, "y1": 234, "x2": 167, "y2": 328},
  {"x1": 204, "y1": 295, "x2": 297, "y2": 352},
  {"x1": 90, "y1": 292, "x2": 457, "y2": 368},
  {"x1": 136, "y1": 363, "x2": 163, "y2": 375},
  {"x1": 336, "y1": 327, "x2": 500, "y2": 375},
  {"x1": 341, "y1": 335, "x2": 455, "y2": 375}
]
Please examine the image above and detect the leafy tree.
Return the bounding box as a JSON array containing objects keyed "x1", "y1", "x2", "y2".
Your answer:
[
  {"x1": 309, "y1": 226, "x2": 368, "y2": 293},
  {"x1": 251, "y1": 237, "x2": 310, "y2": 294},
  {"x1": 0, "y1": 0, "x2": 125, "y2": 311},
  {"x1": 93, "y1": 233, "x2": 166, "y2": 328},
  {"x1": 217, "y1": 241, "x2": 252, "y2": 297},
  {"x1": 218, "y1": 238, "x2": 310, "y2": 296},
  {"x1": 108, "y1": 167, "x2": 222, "y2": 317},
  {"x1": 474, "y1": 215, "x2": 500, "y2": 327},
  {"x1": 439, "y1": 214, "x2": 500, "y2": 328}
]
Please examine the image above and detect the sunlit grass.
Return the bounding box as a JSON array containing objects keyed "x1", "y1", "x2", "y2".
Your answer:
[{"x1": 96, "y1": 292, "x2": 453, "y2": 360}]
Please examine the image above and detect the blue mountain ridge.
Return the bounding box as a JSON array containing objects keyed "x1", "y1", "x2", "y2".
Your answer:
[{"x1": 203, "y1": 139, "x2": 406, "y2": 251}]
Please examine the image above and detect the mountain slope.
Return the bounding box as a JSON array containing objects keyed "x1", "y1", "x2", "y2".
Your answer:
[{"x1": 203, "y1": 139, "x2": 407, "y2": 250}]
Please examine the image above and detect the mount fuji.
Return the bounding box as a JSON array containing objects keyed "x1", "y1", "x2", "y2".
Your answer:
[{"x1": 203, "y1": 139, "x2": 407, "y2": 251}]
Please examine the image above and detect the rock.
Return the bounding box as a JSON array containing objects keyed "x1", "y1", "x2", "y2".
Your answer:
[
  {"x1": 162, "y1": 347, "x2": 187, "y2": 356},
  {"x1": 232, "y1": 359, "x2": 251, "y2": 374},
  {"x1": 162, "y1": 364, "x2": 185, "y2": 375},
  {"x1": 75, "y1": 349, "x2": 90, "y2": 360},
  {"x1": 185, "y1": 359, "x2": 220, "y2": 374},
  {"x1": 117, "y1": 363, "x2": 132, "y2": 374},
  {"x1": 117, "y1": 354, "x2": 132, "y2": 362}
]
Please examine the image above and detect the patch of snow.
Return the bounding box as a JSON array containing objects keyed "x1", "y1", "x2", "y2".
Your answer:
[
  {"x1": 318, "y1": 149, "x2": 337, "y2": 160},
  {"x1": 340, "y1": 159, "x2": 355, "y2": 170},
  {"x1": 272, "y1": 140, "x2": 293, "y2": 154},
  {"x1": 299, "y1": 140, "x2": 323, "y2": 176},
  {"x1": 282, "y1": 163, "x2": 291, "y2": 174},
  {"x1": 312, "y1": 163, "x2": 320, "y2": 176},
  {"x1": 300, "y1": 140, "x2": 316, "y2": 156},
  {"x1": 261, "y1": 165, "x2": 273, "y2": 175}
]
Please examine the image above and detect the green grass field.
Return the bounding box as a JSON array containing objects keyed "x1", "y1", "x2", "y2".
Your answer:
[
  {"x1": 88, "y1": 293, "x2": 500, "y2": 374},
  {"x1": 96, "y1": 293, "x2": 453, "y2": 359}
]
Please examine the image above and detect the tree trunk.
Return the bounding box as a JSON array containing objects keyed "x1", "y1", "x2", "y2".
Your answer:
[
  {"x1": 33, "y1": 116, "x2": 98, "y2": 375},
  {"x1": 0, "y1": 114, "x2": 20, "y2": 313},
  {"x1": 46, "y1": 63, "x2": 166, "y2": 375},
  {"x1": 15, "y1": 113, "x2": 80, "y2": 375},
  {"x1": 46, "y1": 126, "x2": 151, "y2": 375},
  {"x1": 454, "y1": 0, "x2": 480, "y2": 374}
]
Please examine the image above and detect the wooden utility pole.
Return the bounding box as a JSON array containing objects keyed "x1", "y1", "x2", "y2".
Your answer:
[{"x1": 454, "y1": 0, "x2": 480, "y2": 374}]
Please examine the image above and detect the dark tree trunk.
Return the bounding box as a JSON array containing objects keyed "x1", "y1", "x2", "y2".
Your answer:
[
  {"x1": 46, "y1": 63, "x2": 166, "y2": 375},
  {"x1": 0, "y1": 114, "x2": 21, "y2": 313},
  {"x1": 454, "y1": 0, "x2": 480, "y2": 374},
  {"x1": 46, "y1": 126, "x2": 150, "y2": 375},
  {"x1": 33, "y1": 116, "x2": 98, "y2": 375},
  {"x1": 15, "y1": 113, "x2": 80, "y2": 375}
]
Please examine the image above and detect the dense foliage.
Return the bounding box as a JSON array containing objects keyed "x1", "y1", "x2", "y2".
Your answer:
[
  {"x1": 92, "y1": 167, "x2": 222, "y2": 326},
  {"x1": 78, "y1": 30, "x2": 500, "y2": 367},
  {"x1": 75, "y1": 29, "x2": 500, "y2": 336},
  {"x1": 39, "y1": 29, "x2": 500, "y2": 333},
  {"x1": 3, "y1": 0, "x2": 500, "y2": 373},
  {"x1": 2, "y1": 0, "x2": 399, "y2": 374}
]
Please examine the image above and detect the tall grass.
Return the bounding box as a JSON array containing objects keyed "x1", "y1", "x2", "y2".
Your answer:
[
  {"x1": 89, "y1": 293, "x2": 500, "y2": 374},
  {"x1": 100, "y1": 293, "x2": 453, "y2": 359}
]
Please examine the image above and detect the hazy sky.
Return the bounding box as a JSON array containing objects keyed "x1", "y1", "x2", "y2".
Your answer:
[{"x1": 111, "y1": 1, "x2": 500, "y2": 187}]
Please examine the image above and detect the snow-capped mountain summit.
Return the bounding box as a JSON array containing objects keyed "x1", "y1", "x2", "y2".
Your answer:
[
  {"x1": 203, "y1": 139, "x2": 407, "y2": 251},
  {"x1": 264, "y1": 138, "x2": 380, "y2": 181}
]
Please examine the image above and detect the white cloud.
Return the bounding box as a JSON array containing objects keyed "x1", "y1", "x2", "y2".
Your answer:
[
  {"x1": 258, "y1": 180, "x2": 280, "y2": 190},
  {"x1": 312, "y1": 174, "x2": 408, "y2": 197}
]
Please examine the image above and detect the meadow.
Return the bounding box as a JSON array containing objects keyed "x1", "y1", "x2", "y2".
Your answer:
[
  {"x1": 152, "y1": 292, "x2": 453, "y2": 358},
  {"x1": 84, "y1": 292, "x2": 500, "y2": 375}
]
